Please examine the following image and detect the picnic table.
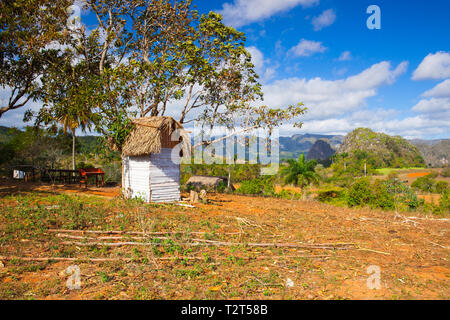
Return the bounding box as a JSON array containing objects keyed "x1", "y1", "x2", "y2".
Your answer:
[
  {"x1": 79, "y1": 168, "x2": 105, "y2": 188},
  {"x1": 41, "y1": 169, "x2": 80, "y2": 184}
]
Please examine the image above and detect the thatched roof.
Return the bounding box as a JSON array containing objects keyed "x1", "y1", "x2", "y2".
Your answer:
[{"x1": 122, "y1": 116, "x2": 189, "y2": 157}]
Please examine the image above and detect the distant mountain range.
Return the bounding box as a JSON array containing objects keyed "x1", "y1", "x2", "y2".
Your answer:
[
  {"x1": 411, "y1": 139, "x2": 450, "y2": 167},
  {"x1": 1, "y1": 125, "x2": 448, "y2": 167},
  {"x1": 280, "y1": 132, "x2": 449, "y2": 167},
  {"x1": 279, "y1": 133, "x2": 344, "y2": 159}
]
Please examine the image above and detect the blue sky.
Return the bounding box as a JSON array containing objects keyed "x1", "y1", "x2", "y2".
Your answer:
[
  {"x1": 0, "y1": 0, "x2": 449, "y2": 139},
  {"x1": 199, "y1": 0, "x2": 450, "y2": 139}
]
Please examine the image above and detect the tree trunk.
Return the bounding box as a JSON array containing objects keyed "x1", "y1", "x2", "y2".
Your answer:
[
  {"x1": 72, "y1": 133, "x2": 76, "y2": 170},
  {"x1": 228, "y1": 163, "x2": 231, "y2": 189},
  {"x1": 364, "y1": 161, "x2": 367, "y2": 177}
]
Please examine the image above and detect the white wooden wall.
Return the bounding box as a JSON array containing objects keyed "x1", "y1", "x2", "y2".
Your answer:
[
  {"x1": 149, "y1": 148, "x2": 180, "y2": 202},
  {"x1": 123, "y1": 155, "x2": 151, "y2": 202},
  {"x1": 122, "y1": 148, "x2": 180, "y2": 203}
]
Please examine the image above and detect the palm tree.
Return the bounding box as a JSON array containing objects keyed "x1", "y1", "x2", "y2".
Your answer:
[
  {"x1": 281, "y1": 153, "x2": 320, "y2": 195},
  {"x1": 58, "y1": 107, "x2": 93, "y2": 170}
]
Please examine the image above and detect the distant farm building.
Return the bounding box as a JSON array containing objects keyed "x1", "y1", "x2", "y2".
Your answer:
[
  {"x1": 122, "y1": 116, "x2": 189, "y2": 203},
  {"x1": 186, "y1": 175, "x2": 234, "y2": 191}
]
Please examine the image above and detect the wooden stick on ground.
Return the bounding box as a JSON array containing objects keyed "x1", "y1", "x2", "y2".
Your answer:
[
  {"x1": 0, "y1": 254, "x2": 330, "y2": 263},
  {"x1": 49, "y1": 229, "x2": 243, "y2": 236},
  {"x1": 60, "y1": 240, "x2": 358, "y2": 249}
]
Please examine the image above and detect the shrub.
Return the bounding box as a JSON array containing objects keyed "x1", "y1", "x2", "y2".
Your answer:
[
  {"x1": 370, "y1": 180, "x2": 395, "y2": 210},
  {"x1": 432, "y1": 191, "x2": 450, "y2": 215},
  {"x1": 411, "y1": 176, "x2": 435, "y2": 193},
  {"x1": 237, "y1": 177, "x2": 275, "y2": 196},
  {"x1": 317, "y1": 187, "x2": 346, "y2": 204},
  {"x1": 216, "y1": 181, "x2": 227, "y2": 193},
  {"x1": 387, "y1": 171, "x2": 399, "y2": 180},
  {"x1": 440, "y1": 167, "x2": 450, "y2": 178},
  {"x1": 385, "y1": 179, "x2": 422, "y2": 210},
  {"x1": 434, "y1": 181, "x2": 448, "y2": 194},
  {"x1": 347, "y1": 178, "x2": 373, "y2": 207},
  {"x1": 276, "y1": 189, "x2": 302, "y2": 200},
  {"x1": 347, "y1": 178, "x2": 400, "y2": 210},
  {"x1": 237, "y1": 180, "x2": 261, "y2": 195},
  {"x1": 428, "y1": 171, "x2": 439, "y2": 178}
]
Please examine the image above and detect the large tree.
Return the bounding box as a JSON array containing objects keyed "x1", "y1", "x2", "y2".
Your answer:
[
  {"x1": 29, "y1": 0, "x2": 306, "y2": 152},
  {"x1": 0, "y1": 0, "x2": 72, "y2": 117}
]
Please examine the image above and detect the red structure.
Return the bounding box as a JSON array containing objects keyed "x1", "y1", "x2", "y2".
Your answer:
[{"x1": 79, "y1": 168, "x2": 105, "y2": 188}]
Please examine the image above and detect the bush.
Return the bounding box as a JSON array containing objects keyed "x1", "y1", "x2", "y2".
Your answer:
[
  {"x1": 370, "y1": 180, "x2": 395, "y2": 210},
  {"x1": 317, "y1": 187, "x2": 346, "y2": 204},
  {"x1": 346, "y1": 178, "x2": 404, "y2": 210},
  {"x1": 385, "y1": 179, "x2": 422, "y2": 210},
  {"x1": 428, "y1": 171, "x2": 439, "y2": 178},
  {"x1": 411, "y1": 176, "x2": 435, "y2": 193},
  {"x1": 431, "y1": 191, "x2": 450, "y2": 215},
  {"x1": 237, "y1": 177, "x2": 275, "y2": 196},
  {"x1": 441, "y1": 167, "x2": 450, "y2": 178},
  {"x1": 347, "y1": 178, "x2": 373, "y2": 207},
  {"x1": 216, "y1": 181, "x2": 227, "y2": 193},
  {"x1": 435, "y1": 181, "x2": 448, "y2": 194},
  {"x1": 276, "y1": 189, "x2": 302, "y2": 200}
]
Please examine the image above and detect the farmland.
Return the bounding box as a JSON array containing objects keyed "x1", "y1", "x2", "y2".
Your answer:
[{"x1": 0, "y1": 182, "x2": 448, "y2": 300}]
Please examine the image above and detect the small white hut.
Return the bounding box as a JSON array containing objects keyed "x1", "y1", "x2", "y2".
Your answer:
[{"x1": 121, "y1": 116, "x2": 189, "y2": 203}]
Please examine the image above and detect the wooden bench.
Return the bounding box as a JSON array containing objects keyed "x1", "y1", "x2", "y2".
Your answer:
[{"x1": 79, "y1": 168, "x2": 105, "y2": 188}]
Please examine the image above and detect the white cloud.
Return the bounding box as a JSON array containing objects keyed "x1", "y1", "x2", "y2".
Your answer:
[
  {"x1": 412, "y1": 77, "x2": 450, "y2": 123},
  {"x1": 422, "y1": 79, "x2": 450, "y2": 98},
  {"x1": 218, "y1": 0, "x2": 319, "y2": 28},
  {"x1": 261, "y1": 61, "x2": 408, "y2": 121},
  {"x1": 338, "y1": 51, "x2": 352, "y2": 61},
  {"x1": 311, "y1": 9, "x2": 336, "y2": 31},
  {"x1": 412, "y1": 51, "x2": 450, "y2": 80},
  {"x1": 412, "y1": 98, "x2": 450, "y2": 117},
  {"x1": 247, "y1": 46, "x2": 277, "y2": 82},
  {"x1": 278, "y1": 112, "x2": 449, "y2": 139},
  {"x1": 247, "y1": 46, "x2": 264, "y2": 72},
  {"x1": 289, "y1": 39, "x2": 327, "y2": 57}
]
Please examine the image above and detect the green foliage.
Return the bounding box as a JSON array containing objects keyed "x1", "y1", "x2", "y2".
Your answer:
[
  {"x1": 437, "y1": 191, "x2": 450, "y2": 214},
  {"x1": 216, "y1": 180, "x2": 227, "y2": 193},
  {"x1": 440, "y1": 167, "x2": 450, "y2": 178},
  {"x1": 384, "y1": 179, "x2": 422, "y2": 210},
  {"x1": 0, "y1": 0, "x2": 72, "y2": 117},
  {"x1": 345, "y1": 178, "x2": 412, "y2": 210},
  {"x1": 237, "y1": 177, "x2": 275, "y2": 196},
  {"x1": 435, "y1": 181, "x2": 448, "y2": 194},
  {"x1": 0, "y1": 127, "x2": 73, "y2": 169},
  {"x1": 412, "y1": 176, "x2": 436, "y2": 193},
  {"x1": 347, "y1": 178, "x2": 375, "y2": 207},
  {"x1": 370, "y1": 179, "x2": 395, "y2": 210},
  {"x1": 281, "y1": 153, "x2": 319, "y2": 190},
  {"x1": 15, "y1": 0, "x2": 303, "y2": 153},
  {"x1": 276, "y1": 189, "x2": 302, "y2": 200},
  {"x1": 317, "y1": 187, "x2": 347, "y2": 205},
  {"x1": 181, "y1": 163, "x2": 262, "y2": 185}
]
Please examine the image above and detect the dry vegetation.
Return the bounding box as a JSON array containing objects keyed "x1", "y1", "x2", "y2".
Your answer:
[{"x1": 0, "y1": 182, "x2": 448, "y2": 300}]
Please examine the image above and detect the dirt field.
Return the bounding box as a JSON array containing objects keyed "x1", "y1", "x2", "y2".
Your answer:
[{"x1": 0, "y1": 181, "x2": 448, "y2": 300}]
